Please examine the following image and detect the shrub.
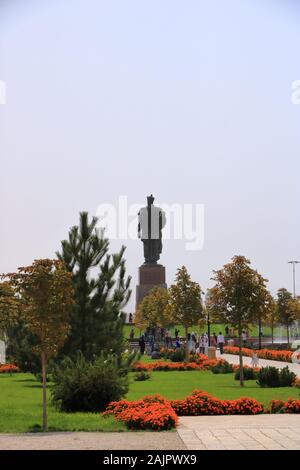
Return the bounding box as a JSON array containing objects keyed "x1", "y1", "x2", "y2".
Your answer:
[
  {"x1": 226, "y1": 397, "x2": 264, "y2": 415},
  {"x1": 211, "y1": 360, "x2": 233, "y2": 374},
  {"x1": 170, "y1": 390, "x2": 263, "y2": 416},
  {"x1": 283, "y1": 399, "x2": 300, "y2": 413},
  {"x1": 279, "y1": 366, "x2": 296, "y2": 386},
  {"x1": 133, "y1": 359, "x2": 221, "y2": 372},
  {"x1": 134, "y1": 371, "x2": 151, "y2": 381},
  {"x1": 51, "y1": 353, "x2": 129, "y2": 412},
  {"x1": 265, "y1": 399, "x2": 285, "y2": 414},
  {"x1": 0, "y1": 364, "x2": 20, "y2": 373},
  {"x1": 256, "y1": 366, "x2": 296, "y2": 388},
  {"x1": 104, "y1": 395, "x2": 177, "y2": 430},
  {"x1": 168, "y1": 349, "x2": 185, "y2": 362},
  {"x1": 234, "y1": 366, "x2": 258, "y2": 381}
]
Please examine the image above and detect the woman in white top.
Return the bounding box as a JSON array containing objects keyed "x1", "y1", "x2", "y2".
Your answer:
[{"x1": 204, "y1": 334, "x2": 209, "y2": 356}]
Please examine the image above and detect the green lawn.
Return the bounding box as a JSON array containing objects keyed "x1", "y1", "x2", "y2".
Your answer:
[
  {"x1": 0, "y1": 374, "x2": 125, "y2": 433},
  {"x1": 0, "y1": 370, "x2": 299, "y2": 433},
  {"x1": 127, "y1": 371, "x2": 300, "y2": 405}
]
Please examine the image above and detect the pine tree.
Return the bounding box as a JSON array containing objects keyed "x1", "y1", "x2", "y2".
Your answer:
[{"x1": 57, "y1": 212, "x2": 131, "y2": 359}]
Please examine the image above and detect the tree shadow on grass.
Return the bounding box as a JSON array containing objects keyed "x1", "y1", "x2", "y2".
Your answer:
[
  {"x1": 14, "y1": 378, "x2": 38, "y2": 383},
  {"x1": 23, "y1": 384, "x2": 42, "y2": 389}
]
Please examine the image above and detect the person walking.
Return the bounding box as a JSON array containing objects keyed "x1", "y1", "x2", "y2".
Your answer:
[
  {"x1": 204, "y1": 333, "x2": 209, "y2": 356},
  {"x1": 139, "y1": 335, "x2": 146, "y2": 355},
  {"x1": 199, "y1": 334, "x2": 205, "y2": 354},
  {"x1": 250, "y1": 351, "x2": 259, "y2": 367},
  {"x1": 211, "y1": 332, "x2": 217, "y2": 347},
  {"x1": 217, "y1": 331, "x2": 225, "y2": 354}
]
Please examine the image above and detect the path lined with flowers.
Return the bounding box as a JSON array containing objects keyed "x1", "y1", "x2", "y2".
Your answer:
[
  {"x1": 217, "y1": 351, "x2": 300, "y2": 376},
  {"x1": 1, "y1": 414, "x2": 300, "y2": 450}
]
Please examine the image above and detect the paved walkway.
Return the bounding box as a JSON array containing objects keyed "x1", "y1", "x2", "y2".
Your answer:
[
  {"x1": 0, "y1": 431, "x2": 186, "y2": 450},
  {"x1": 217, "y1": 352, "x2": 300, "y2": 376},
  {"x1": 2, "y1": 415, "x2": 300, "y2": 450},
  {"x1": 178, "y1": 415, "x2": 300, "y2": 450}
]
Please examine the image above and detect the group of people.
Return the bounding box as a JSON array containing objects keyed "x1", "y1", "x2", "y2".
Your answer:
[
  {"x1": 135, "y1": 329, "x2": 227, "y2": 355},
  {"x1": 185, "y1": 332, "x2": 225, "y2": 355}
]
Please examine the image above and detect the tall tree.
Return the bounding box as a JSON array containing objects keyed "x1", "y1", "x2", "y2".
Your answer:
[
  {"x1": 264, "y1": 297, "x2": 278, "y2": 345},
  {"x1": 168, "y1": 266, "x2": 204, "y2": 361},
  {"x1": 135, "y1": 286, "x2": 171, "y2": 331},
  {"x1": 57, "y1": 212, "x2": 131, "y2": 359},
  {"x1": 276, "y1": 288, "x2": 298, "y2": 345},
  {"x1": 7, "y1": 259, "x2": 74, "y2": 431},
  {"x1": 209, "y1": 255, "x2": 272, "y2": 386},
  {"x1": 0, "y1": 281, "x2": 20, "y2": 339}
]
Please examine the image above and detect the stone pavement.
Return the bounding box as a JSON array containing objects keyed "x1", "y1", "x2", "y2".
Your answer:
[
  {"x1": 0, "y1": 431, "x2": 186, "y2": 450},
  {"x1": 1, "y1": 415, "x2": 300, "y2": 450},
  {"x1": 217, "y1": 352, "x2": 300, "y2": 376},
  {"x1": 178, "y1": 415, "x2": 300, "y2": 450}
]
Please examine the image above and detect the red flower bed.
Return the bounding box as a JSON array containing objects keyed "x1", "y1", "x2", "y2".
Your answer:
[
  {"x1": 171, "y1": 390, "x2": 264, "y2": 416},
  {"x1": 0, "y1": 364, "x2": 20, "y2": 373},
  {"x1": 224, "y1": 346, "x2": 298, "y2": 363},
  {"x1": 103, "y1": 395, "x2": 177, "y2": 430},
  {"x1": 283, "y1": 399, "x2": 300, "y2": 414},
  {"x1": 133, "y1": 359, "x2": 220, "y2": 372},
  {"x1": 265, "y1": 398, "x2": 300, "y2": 414},
  {"x1": 104, "y1": 391, "x2": 300, "y2": 428}
]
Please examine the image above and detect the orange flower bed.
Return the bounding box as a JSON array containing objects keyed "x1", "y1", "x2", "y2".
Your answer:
[
  {"x1": 104, "y1": 391, "x2": 300, "y2": 428},
  {"x1": 0, "y1": 364, "x2": 20, "y2": 373},
  {"x1": 133, "y1": 359, "x2": 220, "y2": 372},
  {"x1": 103, "y1": 395, "x2": 178, "y2": 430},
  {"x1": 171, "y1": 390, "x2": 264, "y2": 416},
  {"x1": 265, "y1": 398, "x2": 300, "y2": 414},
  {"x1": 224, "y1": 346, "x2": 298, "y2": 363}
]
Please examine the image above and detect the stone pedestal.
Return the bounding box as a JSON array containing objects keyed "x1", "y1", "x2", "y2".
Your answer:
[{"x1": 136, "y1": 264, "x2": 167, "y2": 310}]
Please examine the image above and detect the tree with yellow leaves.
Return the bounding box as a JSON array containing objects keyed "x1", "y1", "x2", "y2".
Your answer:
[
  {"x1": 6, "y1": 259, "x2": 74, "y2": 431},
  {"x1": 135, "y1": 286, "x2": 170, "y2": 331},
  {"x1": 168, "y1": 266, "x2": 204, "y2": 361}
]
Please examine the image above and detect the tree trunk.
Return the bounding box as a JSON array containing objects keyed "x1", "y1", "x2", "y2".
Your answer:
[
  {"x1": 287, "y1": 326, "x2": 289, "y2": 347},
  {"x1": 185, "y1": 326, "x2": 189, "y2": 362},
  {"x1": 41, "y1": 352, "x2": 48, "y2": 432},
  {"x1": 258, "y1": 319, "x2": 262, "y2": 350},
  {"x1": 271, "y1": 324, "x2": 274, "y2": 345},
  {"x1": 238, "y1": 321, "x2": 244, "y2": 386}
]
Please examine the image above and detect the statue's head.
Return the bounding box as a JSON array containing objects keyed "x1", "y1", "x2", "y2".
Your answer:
[{"x1": 147, "y1": 194, "x2": 155, "y2": 206}]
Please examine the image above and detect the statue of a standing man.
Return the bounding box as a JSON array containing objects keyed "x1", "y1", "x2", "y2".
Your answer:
[{"x1": 138, "y1": 195, "x2": 166, "y2": 264}]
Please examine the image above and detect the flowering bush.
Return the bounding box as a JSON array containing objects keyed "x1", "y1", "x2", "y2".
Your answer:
[
  {"x1": 226, "y1": 397, "x2": 264, "y2": 415},
  {"x1": 103, "y1": 395, "x2": 178, "y2": 430},
  {"x1": 265, "y1": 398, "x2": 300, "y2": 414},
  {"x1": 105, "y1": 391, "x2": 300, "y2": 427},
  {"x1": 265, "y1": 399, "x2": 285, "y2": 414},
  {"x1": 170, "y1": 390, "x2": 264, "y2": 416},
  {"x1": 0, "y1": 364, "x2": 20, "y2": 373},
  {"x1": 224, "y1": 346, "x2": 299, "y2": 363},
  {"x1": 133, "y1": 358, "x2": 220, "y2": 372},
  {"x1": 171, "y1": 390, "x2": 226, "y2": 416},
  {"x1": 283, "y1": 399, "x2": 300, "y2": 414}
]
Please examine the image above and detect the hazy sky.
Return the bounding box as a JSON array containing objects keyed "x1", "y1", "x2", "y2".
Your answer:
[{"x1": 1, "y1": 0, "x2": 299, "y2": 311}]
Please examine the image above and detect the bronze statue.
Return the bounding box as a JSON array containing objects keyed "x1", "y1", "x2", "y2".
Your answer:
[{"x1": 138, "y1": 195, "x2": 166, "y2": 264}]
